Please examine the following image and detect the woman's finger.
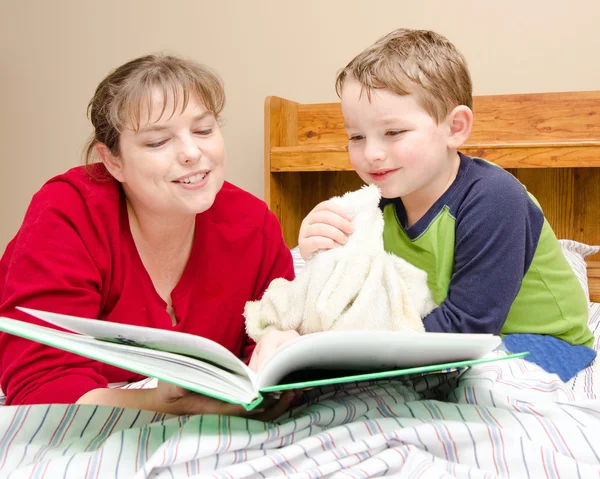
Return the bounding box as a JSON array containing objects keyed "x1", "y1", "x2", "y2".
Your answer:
[{"x1": 253, "y1": 391, "x2": 295, "y2": 422}]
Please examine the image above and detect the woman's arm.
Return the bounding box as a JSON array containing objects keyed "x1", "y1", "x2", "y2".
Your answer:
[
  {"x1": 242, "y1": 208, "x2": 296, "y2": 361},
  {"x1": 0, "y1": 181, "x2": 112, "y2": 404},
  {"x1": 77, "y1": 382, "x2": 296, "y2": 419}
]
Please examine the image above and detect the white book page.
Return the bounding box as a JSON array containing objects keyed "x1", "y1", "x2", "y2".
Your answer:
[
  {"x1": 18, "y1": 307, "x2": 252, "y2": 378},
  {"x1": 256, "y1": 330, "x2": 501, "y2": 389},
  {"x1": 0, "y1": 316, "x2": 257, "y2": 404}
]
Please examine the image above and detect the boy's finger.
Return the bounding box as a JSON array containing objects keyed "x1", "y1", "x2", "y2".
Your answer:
[
  {"x1": 307, "y1": 211, "x2": 354, "y2": 235},
  {"x1": 313, "y1": 201, "x2": 353, "y2": 220},
  {"x1": 306, "y1": 224, "x2": 349, "y2": 245},
  {"x1": 302, "y1": 237, "x2": 340, "y2": 259}
]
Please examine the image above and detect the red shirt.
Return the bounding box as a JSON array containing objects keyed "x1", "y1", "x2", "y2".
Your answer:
[{"x1": 0, "y1": 164, "x2": 294, "y2": 405}]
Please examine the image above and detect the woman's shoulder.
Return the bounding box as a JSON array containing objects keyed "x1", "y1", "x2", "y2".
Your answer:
[
  {"x1": 27, "y1": 163, "x2": 121, "y2": 227},
  {"x1": 42, "y1": 163, "x2": 120, "y2": 201}
]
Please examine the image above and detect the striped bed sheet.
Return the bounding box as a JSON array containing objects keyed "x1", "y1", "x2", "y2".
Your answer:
[{"x1": 0, "y1": 302, "x2": 599, "y2": 478}]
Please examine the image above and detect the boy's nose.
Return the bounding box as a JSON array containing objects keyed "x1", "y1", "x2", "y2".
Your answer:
[{"x1": 363, "y1": 140, "x2": 386, "y2": 163}]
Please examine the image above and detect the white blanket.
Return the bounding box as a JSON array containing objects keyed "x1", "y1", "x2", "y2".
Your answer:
[
  {"x1": 245, "y1": 185, "x2": 435, "y2": 342},
  {"x1": 2, "y1": 320, "x2": 600, "y2": 479}
]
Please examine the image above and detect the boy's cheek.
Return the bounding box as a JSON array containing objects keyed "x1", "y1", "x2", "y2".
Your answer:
[{"x1": 349, "y1": 160, "x2": 371, "y2": 181}]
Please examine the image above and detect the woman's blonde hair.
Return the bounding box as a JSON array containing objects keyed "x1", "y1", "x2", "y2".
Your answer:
[
  {"x1": 84, "y1": 54, "x2": 225, "y2": 165},
  {"x1": 335, "y1": 29, "x2": 472, "y2": 123}
]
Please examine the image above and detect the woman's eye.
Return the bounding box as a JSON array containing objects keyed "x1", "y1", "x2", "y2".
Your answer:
[
  {"x1": 349, "y1": 135, "x2": 364, "y2": 142},
  {"x1": 195, "y1": 129, "x2": 213, "y2": 136},
  {"x1": 146, "y1": 139, "x2": 168, "y2": 148}
]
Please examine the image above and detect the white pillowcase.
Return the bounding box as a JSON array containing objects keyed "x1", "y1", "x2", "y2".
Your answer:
[
  {"x1": 558, "y1": 240, "x2": 600, "y2": 305},
  {"x1": 290, "y1": 246, "x2": 305, "y2": 276}
]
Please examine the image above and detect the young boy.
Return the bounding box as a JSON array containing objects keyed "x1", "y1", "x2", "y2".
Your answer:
[{"x1": 298, "y1": 29, "x2": 593, "y2": 350}]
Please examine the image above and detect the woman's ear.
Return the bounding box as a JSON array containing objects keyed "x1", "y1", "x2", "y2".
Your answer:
[
  {"x1": 446, "y1": 105, "x2": 473, "y2": 150},
  {"x1": 95, "y1": 143, "x2": 124, "y2": 182}
]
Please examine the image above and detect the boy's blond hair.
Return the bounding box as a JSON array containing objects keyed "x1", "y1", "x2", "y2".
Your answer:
[{"x1": 335, "y1": 29, "x2": 472, "y2": 123}]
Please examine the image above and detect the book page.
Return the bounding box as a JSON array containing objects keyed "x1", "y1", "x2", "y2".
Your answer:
[
  {"x1": 17, "y1": 307, "x2": 252, "y2": 378},
  {"x1": 0, "y1": 317, "x2": 258, "y2": 404},
  {"x1": 256, "y1": 330, "x2": 501, "y2": 389}
]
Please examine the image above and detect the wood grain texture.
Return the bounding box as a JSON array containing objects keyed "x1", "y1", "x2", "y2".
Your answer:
[
  {"x1": 505, "y1": 167, "x2": 600, "y2": 294},
  {"x1": 270, "y1": 144, "x2": 600, "y2": 171},
  {"x1": 589, "y1": 261, "x2": 600, "y2": 303},
  {"x1": 264, "y1": 96, "x2": 301, "y2": 244},
  {"x1": 293, "y1": 91, "x2": 600, "y2": 148},
  {"x1": 265, "y1": 92, "x2": 600, "y2": 295},
  {"x1": 467, "y1": 91, "x2": 600, "y2": 145},
  {"x1": 271, "y1": 146, "x2": 351, "y2": 171},
  {"x1": 297, "y1": 103, "x2": 345, "y2": 145}
]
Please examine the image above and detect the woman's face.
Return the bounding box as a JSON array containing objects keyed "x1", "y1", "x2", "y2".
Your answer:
[{"x1": 104, "y1": 89, "x2": 226, "y2": 221}]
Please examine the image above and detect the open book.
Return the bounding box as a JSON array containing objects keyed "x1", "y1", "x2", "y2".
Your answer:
[{"x1": 0, "y1": 308, "x2": 525, "y2": 410}]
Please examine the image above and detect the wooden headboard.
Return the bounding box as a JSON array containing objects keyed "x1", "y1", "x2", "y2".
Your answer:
[{"x1": 264, "y1": 91, "x2": 600, "y2": 302}]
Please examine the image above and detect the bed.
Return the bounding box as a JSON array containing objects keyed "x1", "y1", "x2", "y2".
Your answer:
[{"x1": 1, "y1": 91, "x2": 600, "y2": 478}]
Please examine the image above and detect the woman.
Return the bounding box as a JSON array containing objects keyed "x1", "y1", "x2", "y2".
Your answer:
[{"x1": 0, "y1": 54, "x2": 298, "y2": 417}]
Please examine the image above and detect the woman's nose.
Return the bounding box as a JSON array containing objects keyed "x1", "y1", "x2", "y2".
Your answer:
[{"x1": 178, "y1": 135, "x2": 201, "y2": 164}]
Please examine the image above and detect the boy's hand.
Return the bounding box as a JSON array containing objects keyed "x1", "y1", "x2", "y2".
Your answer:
[
  {"x1": 249, "y1": 329, "x2": 300, "y2": 372},
  {"x1": 298, "y1": 201, "x2": 354, "y2": 260}
]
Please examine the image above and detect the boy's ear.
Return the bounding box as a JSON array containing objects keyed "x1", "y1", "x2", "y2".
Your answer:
[
  {"x1": 95, "y1": 143, "x2": 125, "y2": 182},
  {"x1": 446, "y1": 105, "x2": 473, "y2": 149}
]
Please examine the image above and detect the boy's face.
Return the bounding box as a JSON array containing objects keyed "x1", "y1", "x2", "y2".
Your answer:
[{"x1": 341, "y1": 78, "x2": 458, "y2": 203}]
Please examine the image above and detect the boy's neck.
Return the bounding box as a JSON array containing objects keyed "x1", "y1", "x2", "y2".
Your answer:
[{"x1": 403, "y1": 151, "x2": 461, "y2": 227}]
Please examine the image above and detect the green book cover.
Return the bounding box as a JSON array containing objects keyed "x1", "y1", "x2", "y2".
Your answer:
[{"x1": 0, "y1": 308, "x2": 526, "y2": 410}]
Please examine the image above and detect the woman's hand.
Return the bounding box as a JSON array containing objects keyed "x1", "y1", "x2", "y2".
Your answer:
[
  {"x1": 153, "y1": 381, "x2": 294, "y2": 420},
  {"x1": 78, "y1": 381, "x2": 296, "y2": 421},
  {"x1": 298, "y1": 200, "x2": 354, "y2": 260},
  {"x1": 249, "y1": 329, "x2": 300, "y2": 372}
]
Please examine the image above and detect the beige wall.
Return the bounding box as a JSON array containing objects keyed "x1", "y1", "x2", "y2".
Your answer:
[{"x1": 1, "y1": 0, "x2": 599, "y2": 249}]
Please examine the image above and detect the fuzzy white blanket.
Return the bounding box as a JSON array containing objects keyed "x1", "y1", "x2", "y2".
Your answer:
[{"x1": 245, "y1": 185, "x2": 436, "y2": 342}]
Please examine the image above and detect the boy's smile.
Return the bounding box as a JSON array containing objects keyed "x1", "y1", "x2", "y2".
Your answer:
[
  {"x1": 368, "y1": 167, "x2": 401, "y2": 181},
  {"x1": 341, "y1": 77, "x2": 462, "y2": 223}
]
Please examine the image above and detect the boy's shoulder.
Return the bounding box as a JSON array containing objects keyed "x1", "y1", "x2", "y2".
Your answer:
[
  {"x1": 455, "y1": 155, "x2": 534, "y2": 212},
  {"x1": 462, "y1": 155, "x2": 523, "y2": 192}
]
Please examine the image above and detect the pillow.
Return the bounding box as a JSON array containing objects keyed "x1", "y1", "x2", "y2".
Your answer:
[
  {"x1": 290, "y1": 246, "x2": 306, "y2": 276},
  {"x1": 558, "y1": 240, "x2": 600, "y2": 305}
]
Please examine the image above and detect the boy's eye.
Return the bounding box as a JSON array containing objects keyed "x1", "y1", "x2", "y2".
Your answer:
[
  {"x1": 385, "y1": 130, "x2": 406, "y2": 137},
  {"x1": 146, "y1": 139, "x2": 168, "y2": 148},
  {"x1": 349, "y1": 135, "x2": 365, "y2": 142}
]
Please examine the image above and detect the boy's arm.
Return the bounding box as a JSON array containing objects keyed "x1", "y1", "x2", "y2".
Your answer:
[{"x1": 422, "y1": 178, "x2": 544, "y2": 334}]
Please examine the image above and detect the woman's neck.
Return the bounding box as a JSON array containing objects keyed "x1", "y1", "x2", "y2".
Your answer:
[{"x1": 126, "y1": 200, "x2": 196, "y2": 256}]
